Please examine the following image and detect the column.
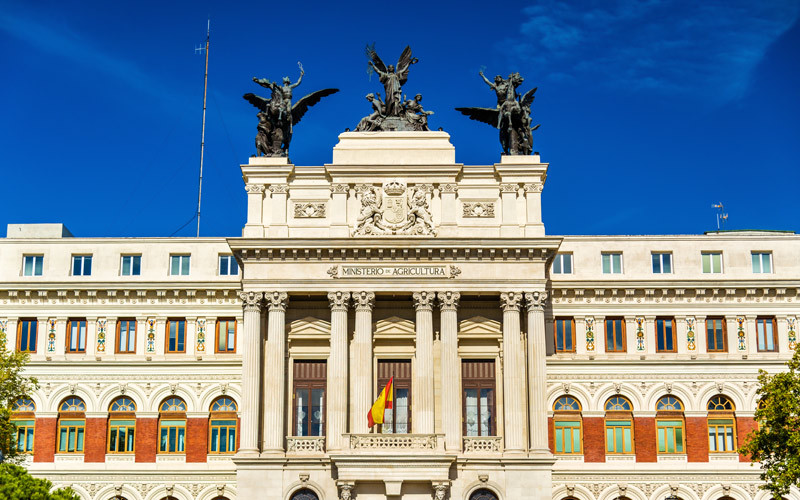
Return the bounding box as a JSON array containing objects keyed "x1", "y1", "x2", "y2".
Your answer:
[
  {"x1": 351, "y1": 291, "x2": 375, "y2": 434},
  {"x1": 243, "y1": 184, "x2": 265, "y2": 237},
  {"x1": 238, "y1": 291, "x2": 263, "y2": 455},
  {"x1": 263, "y1": 292, "x2": 288, "y2": 453},
  {"x1": 327, "y1": 292, "x2": 350, "y2": 450},
  {"x1": 268, "y1": 184, "x2": 289, "y2": 238},
  {"x1": 500, "y1": 184, "x2": 520, "y2": 237},
  {"x1": 523, "y1": 183, "x2": 544, "y2": 237},
  {"x1": 500, "y1": 292, "x2": 525, "y2": 453},
  {"x1": 413, "y1": 291, "x2": 436, "y2": 435},
  {"x1": 438, "y1": 291, "x2": 461, "y2": 451},
  {"x1": 525, "y1": 291, "x2": 549, "y2": 454},
  {"x1": 330, "y1": 184, "x2": 349, "y2": 237}
]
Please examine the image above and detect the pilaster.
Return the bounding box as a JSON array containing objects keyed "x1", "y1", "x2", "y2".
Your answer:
[
  {"x1": 500, "y1": 292, "x2": 525, "y2": 453},
  {"x1": 263, "y1": 292, "x2": 288, "y2": 453},
  {"x1": 351, "y1": 291, "x2": 375, "y2": 434},
  {"x1": 525, "y1": 291, "x2": 549, "y2": 455},
  {"x1": 327, "y1": 291, "x2": 350, "y2": 450},
  {"x1": 437, "y1": 291, "x2": 461, "y2": 452},
  {"x1": 238, "y1": 291, "x2": 263, "y2": 456},
  {"x1": 413, "y1": 291, "x2": 436, "y2": 434}
]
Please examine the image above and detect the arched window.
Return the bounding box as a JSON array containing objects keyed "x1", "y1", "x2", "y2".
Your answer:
[
  {"x1": 209, "y1": 397, "x2": 238, "y2": 454},
  {"x1": 108, "y1": 397, "x2": 136, "y2": 454},
  {"x1": 553, "y1": 396, "x2": 582, "y2": 454},
  {"x1": 655, "y1": 395, "x2": 684, "y2": 454},
  {"x1": 469, "y1": 489, "x2": 500, "y2": 500},
  {"x1": 604, "y1": 396, "x2": 633, "y2": 454},
  {"x1": 58, "y1": 396, "x2": 86, "y2": 454},
  {"x1": 11, "y1": 398, "x2": 35, "y2": 453},
  {"x1": 707, "y1": 395, "x2": 736, "y2": 452},
  {"x1": 290, "y1": 489, "x2": 319, "y2": 500},
  {"x1": 158, "y1": 397, "x2": 187, "y2": 454}
]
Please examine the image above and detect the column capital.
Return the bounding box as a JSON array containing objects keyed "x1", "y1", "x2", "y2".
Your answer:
[
  {"x1": 412, "y1": 291, "x2": 436, "y2": 311},
  {"x1": 328, "y1": 291, "x2": 351, "y2": 311},
  {"x1": 500, "y1": 292, "x2": 523, "y2": 312},
  {"x1": 244, "y1": 183, "x2": 265, "y2": 194},
  {"x1": 352, "y1": 291, "x2": 375, "y2": 311},
  {"x1": 525, "y1": 290, "x2": 549, "y2": 311},
  {"x1": 331, "y1": 183, "x2": 349, "y2": 194},
  {"x1": 437, "y1": 291, "x2": 460, "y2": 311},
  {"x1": 266, "y1": 292, "x2": 288, "y2": 312},
  {"x1": 238, "y1": 291, "x2": 263, "y2": 312},
  {"x1": 268, "y1": 184, "x2": 288, "y2": 194}
]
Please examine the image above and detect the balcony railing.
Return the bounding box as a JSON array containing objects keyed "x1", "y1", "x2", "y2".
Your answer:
[
  {"x1": 462, "y1": 436, "x2": 503, "y2": 453},
  {"x1": 347, "y1": 433, "x2": 444, "y2": 451},
  {"x1": 286, "y1": 436, "x2": 326, "y2": 453}
]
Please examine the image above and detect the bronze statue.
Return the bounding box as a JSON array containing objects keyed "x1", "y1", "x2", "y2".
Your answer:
[{"x1": 243, "y1": 63, "x2": 338, "y2": 156}]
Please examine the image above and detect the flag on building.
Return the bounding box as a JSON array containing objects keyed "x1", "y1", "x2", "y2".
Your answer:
[{"x1": 367, "y1": 376, "x2": 393, "y2": 428}]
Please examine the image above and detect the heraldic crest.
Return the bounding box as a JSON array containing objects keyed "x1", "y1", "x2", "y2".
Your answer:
[{"x1": 354, "y1": 181, "x2": 436, "y2": 236}]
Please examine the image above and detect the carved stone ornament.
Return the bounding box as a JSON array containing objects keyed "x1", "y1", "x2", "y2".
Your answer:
[
  {"x1": 500, "y1": 292, "x2": 523, "y2": 312},
  {"x1": 412, "y1": 291, "x2": 436, "y2": 311},
  {"x1": 239, "y1": 291, "x2": 263, "y2": 312},
  {"x1": 337, "y1": 482, "x2": 355, "y2": 500},
  {"x1": 331, "y1": 183, "x2": 349, "y2": 194},
  {"x1": 353, "y1": 291, "x2": 376, "y2": 310},
  {"x1": 500, "y1": 183, "x2": 519, "y2": 193},
  {"x1": 245, "y1": 184, "x2": 265, "y2": 194},
  {"x1": 266, "y1": 292, "x2": 288, "y2": 312},
  {"x1": 433, "y1": 482, "x2": 450, "y2": 500},
  {"x1": 523, "y1": 183, "x2": 543, "y2": 193},
  {"x1": 437, "y1": 291, "x2": 461, "y2": 310},
  {"x1": 439, "y1": 183, "x2": 458, "y2": 193},
  {"x1": 269, "y1": 184, "x2": 288, "y2": 194},
  {"x1": 462, "y1": 202, "x2": 495, "y2": 218},
  {"x1": 525, "y1": 290, "x2": 549, "y2": 311},
  {"x1": 328, "y1": 291, "x2": 351, "y2": 311},
  {"x1": 353, "y1": 180, "x2": 437, "y2": 236},
  {"x1": 293, "y1": 202, "x2": 326, "y2": 218}
]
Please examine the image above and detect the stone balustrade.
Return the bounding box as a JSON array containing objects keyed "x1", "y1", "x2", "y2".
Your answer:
[
  {"x1": 286, "y1": 436, "x2": 326, "y2": 454},
  {"x1": 347, "y1": 433, "x2": 444, "y2": 451},
  {"x1": 462, "y1": 436, "x2": 503, "y2": 453}
]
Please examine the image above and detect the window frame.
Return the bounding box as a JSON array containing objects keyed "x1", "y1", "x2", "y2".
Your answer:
[
  {"x1": 120, "y1": 254, "x2": 142, "y2": 276},
  {"x1": 751, "y1": 252, "x2": 772, "y2": 274},
  {"x1": 604, "y1": 317, "x2": 626, "y2": 353},
  {"x1": 22, "y1": 255, "x2": 43, "y2": 276},
  {"x1": 655, "y1": 317, "x2": 677, "y2": 353},
  {"x1": 554, "y1": 317, "x2": 576, "y2": 353},
  {"x1": 218, "y1": 255, "x2": 239, "y2": 276},
  {"x1": 71, "y1": 255, "x2": 93, "y2": 276},
  {"x1": 705, "y1": 317, "x2": 727, "y2": 352},
  {"x1": 655, "y1": 395, "x2": 685, "y2": 455},
  {"x1": 461, "y1": 359, "x2": 497, "y2": 437},
  {"x1": 604, "y1": 396, "x2": 634, "y2": 455},
  {"x1": 651, "y1": 252, "x2": 672, "y2": 274},
  {"x1": 215, "y1": 319, "x2": 237, "y2": 353},
  {"x1": 116, "y1": 319, "x2": 137, "y2": 354},
  {"x1": 377, "y1": 359, "x2": 412, "y2": 434},
  {"x1": 292, "y1": 360, "x2": 327, "y2": 438},
  {"x1": 57, "y1": 397, "x2": 87, "y2": 454},
  {"x1": 701, "y1": 252, "x2": 723, "y2": 274},
  {"x1": 158, "y1": 397, "x2": 187, "y2": 454},
  {"x1": 209, "y1": 397, "x2": 239, "y2": 454},
  {"x1": 553, "y1": 396, "x2": 583, "y2": 455},
  {"x1": 166, "y1": 319, "x2": 186, "y2": 354},
  {"x1": 17, "y1": 319, "x2": 38, "y2": 353},
  {"x1": 707, "y1": 395, "x2": 736, "y2": 453},
  {"x1": 11, "y1": 398, "x2": 36, "y2": 454},
  {"x1": 169, "y1": 254, "x2": 191, "y2": 276},
  {"x1": 756, "y1": 317, "x2": 778, "y2": 352},
  {"x1": 66, "y1": 318, "x2": 87, "y2": 354},
  {"x1": 551, "y1": 253, "x2": 573, "y2": 275},
  {"x1": 107, "y1": 397, "x2": 137, "y2": 454},
  {"x1": 601, "y1": 252, "x2": 623, "y2": 274}
]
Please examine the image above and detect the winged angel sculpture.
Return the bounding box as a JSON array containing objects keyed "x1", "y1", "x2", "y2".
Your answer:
[
  {"x1": 355, "y1": 45, "x2": 433, "y2": 132},
  {"x1": 243, "y1": 64, "x2": 338, "y2": 156},
  {"x1": 456, "y1": 71, "x2": 540, "y2": 155}
]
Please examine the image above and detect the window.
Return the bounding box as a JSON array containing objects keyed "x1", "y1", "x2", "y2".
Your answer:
[
  {"x1": 706, "y1": 317, "x2": 727, "y2": 352},
  {"x1": 652, "y1": 252, "x2": 672, "y2": 273},
  {"x1": 756, "y1": 317, "x2": 778, "y2": 352},
  {"x1": 219, "y1": 255, "x2": 239, "y2": 276},
  {"x1": 604, "y1": 396, "x2": 633, "y2": 454},
  {"x1": 602, "y1": 252, "x2": 623, "y2": 274},
  {"x1": 707, "y1": 395, "x2": 736, "y2": 452},
  {"x1": 121, "y1": 255, "x2": 141, "y2": 276},
  {"x1": 656, "y1": 396, "x2": 684, "y2": 454},
  {"x1": 17, "y1": 319, "x2": 37, "y2": 353},
  {"x1": 166, "y1": 319, "x2": 186, "y2": 353},
  {"x1": 66, "y1": 319, "x2": 87, "y2": 353},
  {"x1": 751, "y1": 252, "x2": 772, "y2": 273},
  {"x1": 469, "y1": 490, "x2": 500, "y2": 500},
  {"x1": 108, "y1": 397, "x2": 136, "y2": 454},
  {"x1": 116, "y1": 319, "x2": 136, "y2": 354},
  {"x1": 605, "y1": 317, "x2": 626, "y2": 352},
  {"x1": 554, "y1": 318, "x2": 575, "y2": 353},
  {"x1": 462, "y1": 360, "x2": 496, "y2": 436},
  {"x1": 12, "y1": 398, "x2": 35, "y2": 453},
  {"x1": 656, "y1": 318, "x2": 676, "y2": 353},
  {"x1": 378, "y1": 360, "x2": 411, "y2": 434},
  {"x1": 159, "y1": 397, "x2": 187, "y2": 453},
  {"x1": 293, "y1": 360, "x2": 326, "y2": 437},
  {"x1": 72, "y1": 255, "x2": 92, "y2": 276},
  {"x1": 23, "y1": 255, "x2": 43, "y2": 276},
  {"x1": 553, "y1": 396, "x2": 582, "y2": 454},
  {"x1": 290, "y1": 490, "x2": 320, "y2": 500},
  {"x1": 552, "y1": 253, "x2": 572, "y2": 274},
  {"x1": 209, "y1": 397, "x2": 238, "y2": 454},
  {"x1": 57, "y1": 397, "x2": 86, "y2": 454},
  {"x1": 169, "y1": 255, "x2": 190, "y2": 276},
  {"x1": 215, "y1": 319, "x2": 236, "y2": 353},
  {"x1": 701, "y1": 252, "x2": 722, "y2": 273}
]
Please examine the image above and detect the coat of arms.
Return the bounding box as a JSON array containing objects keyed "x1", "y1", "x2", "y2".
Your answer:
[{"x1": 353, "y1": 180, "x2": 436, "y2": 236}]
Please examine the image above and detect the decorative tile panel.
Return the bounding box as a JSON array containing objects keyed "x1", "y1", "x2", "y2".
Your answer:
[
  {"x1": 788, "y1": 317, "x2": 797, "y2": 350},
  {"x1": 585, "y1": 317, "x2": 595, "y2": 352},
  {"x1": 47, "y1": 319, "x2": 56, "y2": 353},
  {"x1": 736, "y1": 316, "x2": 746, "y2": 351},
  {"x1": 635, "y1": 317, "x2": 645, "y2": 352},
  {"x1": 196, "y1": 319, "x2": 206, "y2": 352},
  {"x1": 96, "y1": 320, "x2": 107, "y2": 352},
  {"x1": 146, "y1": 319, "x2": 156, "y2": 353},
  {"x1": 0, "y1": 320, "x2": 6, "y2": 351},
  {"x1": 686, "y1": 317, "x2": 696, "y2": 351}
]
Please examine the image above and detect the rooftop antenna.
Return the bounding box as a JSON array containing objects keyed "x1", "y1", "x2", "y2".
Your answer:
[
  {"x1": 195, "y1": 19, "x2": 210, "y2": 237},
  {"x1": 712, "y1": 202, "x2": 728, "y2": 231}
]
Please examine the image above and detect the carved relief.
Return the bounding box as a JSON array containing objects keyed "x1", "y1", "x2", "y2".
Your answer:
[
  {"x1": 353, "y1": 180, "x2": 436, "y2": 236},
  {"x1": 462, "y1": 202, "x2": 495, "y2": 218},
  {"x1": 293, "y1": 202, "x2": 326, "y2": 218}
]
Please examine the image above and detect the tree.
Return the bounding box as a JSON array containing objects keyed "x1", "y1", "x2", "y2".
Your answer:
[
  {"x1": 0, "y1": 349, "x2": 38, "y2": 464},
  {"x1": 0, "y1": 463, "x2": 80, "y2": 499},
  {"x1": 740, "y1": 347, "x2": 800, "y2": 497}
]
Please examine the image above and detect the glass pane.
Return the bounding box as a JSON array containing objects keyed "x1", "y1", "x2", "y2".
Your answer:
[
  {"x1": 122, "y1": 256, "x2": 131, "y2": 275},
  {"x1": 606, "y1": 428, "x2": 614, "y2": 452},
  {"x1": 311, "y1": 388, "x2": 324, "y2": 436},
  {"x1": 563, "y1": 254, "x2": 571, "y2": 274},
  {"x1": 712, "y1": 253, "x2": 721, "y2": 273},
  {"x1": 79, "y1": 322, "x2": 86, "y2": 350},
  {"x1": 73, "y1": 256, "x2": 81, "y2": 275},
  {"x1": 555, "y1": 427, "x2": 563, "y2": 453},
  {"x1": 219, "y1": 257, "x2": 227, "y2": 275},
  {"x1": 169, "y1": 322, "x2": 176, "y2": 352},
  {"x1": 702, "y1": 254, "x2": 710, "y2": 273},
  {"x1": 231, "y1": 258, "x2": 239, "y2": 275},
  {"x1": 34, "y1": 257, "x2": 42, "y2": 275},
  {"x1": 160, "y1": 428, "x2": 168, "y2": 451},
  {"x1": 169, "y1": 427, "x2": 176, "y2": 452},
  {"x1": 652, "y1": 254, "x2": 660, "y2": 273},
  {"x1": 127, "y1": 428, "x2": 135, "y2": 451},
  {"x1": 24, "y1": 257, "x2": 33, "y2": 276},
  {"x1": 465, "y1": 388, "x2": 478, "y2": 436},
  {"x1": 615, "y1": 325, "x2": 623, "y2": 350},
  {"x1": 178, "y1": 321, "x2": 185, "y2": 351},
  {"x1": 602, "y1": 254, "x2": 610, "y2": 273},
  {"x1": 296, "y1": 389, "x2": 308, "y2": 436},
  {"x1": 665, "y1": 321, "x2": 673, "y2": 350},
  {"x1": 765, "y1": 321, "x2": 775, "y2": 350},
  {"x1": 553, "y1": 256, "x2": 562, "y2": 274},
  {"x1": 110, "y1": 428, "x2": 118, "y2": 451},
  {"x1": 170, "y1": 256, "x2": 179, "y2": 275},
  {"x1": 132, "y1": 256, "x2": 140, "y2": 275},
  {"x1": 480, "y1": 388, "x2": 491, "y2": 436},
  {"x1": 59, "y1": 428, "x2": 67, "y2": 451},
  {"x1": 612, "y1": 254, "x2": 621, "y2": 273},
  {"x1": 763, "y1": 254, "x2": 771, "y2": 273},
  {"x1": 218, "y1": 325, "x2": 226, "y2": 351},
  {"x1": 84, "y1": 257, "x2": 91, "y2": 275},
  {"x1": 615, "y1": 427, "x2": 622, "y2": 452},
  {"x1": 228, "y1": 323, "x2": 235, "y2": 351},
  {"x1": 565, "y1": 322, "x2": 573, "y2": 351},
  {"x1": 572, "y1": 427, "x2": 581, "y2": 452},
  {"x1": 228, "y1": 428, "x2": 236, "y2": 452},
  {"x1": 181, "y1": 256, "x2": 190, "y2": 275},
  {"x1": 211, "y1": 427, "x2": 219, "y2": 451},
  {"x1": 395, "y1": 388, "x2": 409, "y2": 433},
  {"x1": 675, "y1": 426, "x2": 683, "y2": 452},
  {"x1": 752, "y1": 253, "x2": 760, "y2": 273},
  {"x1": 663, "y1": 254, "x2": 671, "y2": 273},
  {"x1": 623, "y1": 427, "x2": 632, "y2": 452}
]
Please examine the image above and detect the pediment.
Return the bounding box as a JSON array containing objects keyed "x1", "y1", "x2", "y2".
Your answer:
[
  {"x1": 374, "y1": 316, "x2": 416, "y2": 338},
  {"x1": 459, "y1": 316, "x2": 501, "y2": 337},
  {"x1": 289, "y1": 316, "x2": 331, "y2": 337}
]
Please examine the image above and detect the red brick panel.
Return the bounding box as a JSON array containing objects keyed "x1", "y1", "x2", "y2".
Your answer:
[
  {"x1": 686, "y1": 417, "x2": 709, "y2": 462},
  {"x1": 633, "y1": 417, "x2": 656, "y2": 462},
  {"x1": 135, "y1": 417, "x2": 158, "y2": 462},
  {"x1": 737, "y1": 416, "x2": 758, "y2": 462},
  {"x1": 186, "y1": 418, "x2": 208, "y2": 463},
  {"x1": 84, "y1": 418, "x2": 107, "y2": 462},
  {"x1": 547, "y1": 417, "x2": 555, "y2": 453},
  {"x1": 33, "y1": 417, "x2": 56, "y2": 462},
  {"x1": 583, "y1": 417, "x2": 605, "y2": 462}
]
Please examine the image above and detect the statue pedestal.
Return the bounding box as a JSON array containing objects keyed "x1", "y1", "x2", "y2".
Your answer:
[
  {"x1": 495, "y1": 154, "x2": 548, "y2": 237},
  {"x1": 241, "y1": 156, "x2": 294, "y2": 238}
]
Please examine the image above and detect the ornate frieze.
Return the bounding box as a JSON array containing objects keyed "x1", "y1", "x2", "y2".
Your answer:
[
  {"x1": 462, "y1": 202, "x2": 495, "y2": 218},
  {"x1": 327, "y1": 264, "x2": 461, "y2": 279},
  {"x1": 293, "y1": 202, "x2": 326, "y2": 218},
  {"x1": 500, "y1": 183, "x2": 519, "y2": 193},
  {"x1": 353, "y1": 180, "x2": 436, "y2": 236}
]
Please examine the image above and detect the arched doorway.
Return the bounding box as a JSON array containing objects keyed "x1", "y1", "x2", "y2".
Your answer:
[
  {"x1": 470, "y1": 489, "x2": 499, "y2": 500},
  {"x1": 290, "y1": 489, "x2": 319, "y2": 500}
]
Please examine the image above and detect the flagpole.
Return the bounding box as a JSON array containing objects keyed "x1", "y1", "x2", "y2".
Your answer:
[{"x1": 196, "y1": 19, "x2": 210, "y2": 237}]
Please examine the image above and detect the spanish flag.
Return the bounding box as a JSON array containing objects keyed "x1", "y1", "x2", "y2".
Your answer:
[{"x1": 367, "y1": 377, "x2": 393, "y2": 428}]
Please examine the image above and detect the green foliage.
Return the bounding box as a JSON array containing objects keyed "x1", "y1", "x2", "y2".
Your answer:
[
  {"x1": 0, "y1": 349, "x2": 38, "y2": 463},
  {"x1": 740, "y1": 347, "x2": 800, "y2": 497},
  {"x1": 0, "y1": 463, "x2": 80, "y2": 499}
]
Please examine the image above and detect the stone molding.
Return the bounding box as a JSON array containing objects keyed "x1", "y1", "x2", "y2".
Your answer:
[
  {"x1": 268, "y1": 184, "x2": 288, "y2": 194},
  {"x1": 238, "y1": 291, "x2": 262, "y2": 312},
  {"x1": 500, "y1": 183, "x2": 519, "y2": 193},
  {"x1": 244, "y1": 184, "x2": 265, "y2": 194},
  {"x1": 327, "y1": 291, "x2": 351, "y2": 311},
  {"x1": 331, "y1": 183, "x2": 349, "y2": 194},
  {"x1": 523, "y1": 183, "x2": 543, "y2": 193},
  {"x1": 439, "y1": 183, "x2": 458, "y2": 193}
]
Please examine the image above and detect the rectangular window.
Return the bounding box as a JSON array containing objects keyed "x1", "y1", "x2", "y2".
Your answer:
[
  {"x1": 462, "y1": 360, "x2": 496, "y2": 437},
  {"x1": 121, "y1": 255, "x2": 141, "y2": 276},
  {"x1": 552, "y1": 253, "x2": 572, "y2": 274},
  {"x1": 293, "y1": 360, "x2": 326, "y2": 437},
  {"x1": 116, "y1": 319, "x2": 136, "y2": 354},
  {"x1": 701, "y1": 252, "x2": 723, "y2": 273},
  {"x1": 66, "y1": 319, "x2": 87, "y2": 353},
  {"x1": 706, "y1": 317, "x2": 727, "y2": 352},
  {"x1": 656, "y1": 419, "x2": 684, "y2": 453},
  {"x1": 169, "y1": 255, "x2": 190, "y2": 276},
  {"x1": 166, "y1": 319, "x2": 186, "y2": 353},
  {"x1": 209, "y1": 419, "x2": 237, "y2": 453},
  {"x1": 605, "y1": 318, "x2": 626, "y2": 352},
  {"x1": 751, "y1": 252, "x2": 772, "y2": 273},
  {"x1": 159, "y1": 419, "x2": 186, "y2": 453},
  {"x1": 108, "y1": 420, "x2": 136, "y2": 453},
  {"x1": 23, "y1": 255, "x2": 43, "y2": 276},
  {"x1": 219, "y1": 255, "x2": 239, "y2": 276},
  {"x1": 13, "y1": 420, "x2": 35, "y2": 453},
  {"x1": 378, "y1": 359, "x2": 411, "y2": 434},
  {"x1": 756, "y1": 317, "x2": 778, "y2": 352},
  {"x1": 72, "y1": 255, "x2": 92, "y2": 276},
  {"x1": 216, "y1": 319, "x2": 237, "y2": 353},
  {"x1": 554, "y1": 421, "x2": 582, "y2": 454},
  {"x1": 656, "y1": 318, "x2": 676, "y2": 353},
  {"x1": 708, "y1": 418, "x2": 736, "y2": 452},
  {"x1": 602, "y1": 253, "x2": 623, "y2": 274},
  {"x1": 554, "y1": 318, "x2": 575, "y2": 353},
  {"x1": 605, "y1": 420, "x2": 633, "y2": 454},
  {"x1": 652, "y1": 252, "x2": 672, "y2": 274},
  {"x1": 17, "y1": 319, "x2": 37, "y2": 353},
  {"x1": 58, "y1": 419, "x2": 85, "y2": 453}
]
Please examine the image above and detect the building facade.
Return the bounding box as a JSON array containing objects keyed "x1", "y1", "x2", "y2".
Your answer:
[{"x1": 2, "y1": 132, "x2": 798, "y2": 500}]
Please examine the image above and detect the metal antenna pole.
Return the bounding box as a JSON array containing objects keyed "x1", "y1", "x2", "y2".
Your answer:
[{"x1": 196, "y1": 19, "x2": 210, "y2": 237}]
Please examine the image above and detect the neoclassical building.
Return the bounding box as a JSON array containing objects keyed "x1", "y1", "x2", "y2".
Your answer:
[{"x1": 2, "y1": 132, "x2": 798, "y2": 500}]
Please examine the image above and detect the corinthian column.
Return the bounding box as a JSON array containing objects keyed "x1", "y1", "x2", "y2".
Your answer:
[
  {"x1": 437, "y1": 291, "x2": 461, "y2": 451},
  {"x1": 525, "y1": 290, "x2": 549, "y2": 454},
  {"x1": 351, "y1": 291, "x2": 375, "y2": 434},
  {"x1": 500, "y1": 292, "x2": 525, "y2": 453},
  {"x1": 262, "y1": 292, "x2": 288, "y2": 453},
  {"x1": 327, "y1": 291, "x2": 350, "y2": 450},
  {"x1": 238, "y1": 291, "x2": 262, "y2": 455},
  {"x1": 413, "y1": 291, "x2": 436, "y2": 434}
]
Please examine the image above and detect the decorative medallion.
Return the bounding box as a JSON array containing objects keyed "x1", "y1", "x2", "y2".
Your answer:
[
  {"x1": 146, "y1": 319, "x2": 156, "y2": 353},
  {"x1": 462, "y1": 202, "x2": 495, "y2": 218},
  {"x1": 96, "y1": 320, "x2": 107, "y2": 352},
  {"x1": 788, "y1": 317, "x2": 797, "y2": 350},
  {"x1": 47, "y1": 319, "x2": 56, "y2": 353},
  {"x1": 196, "y1": 319, "x2": 206, "y2": 352},
  {"x1": 635, "y1": 317, "x2": 645, "y2": 351},
  {"x1": 585, "y1": 317, "x2": 595, "y2": 352},
  {"x1": 353, "y1": 180, "x2": 436, "y2": 236},
  {"x1": 686, "y1": 317, "x2": 696, "y2": 351},
  {"x1": 736, "y1": 316, "x2": 746, "y2": 351},
  {"x1": 293, "y1": 202, "x2": 326, "y2": 218},
  {"x1": 0, "y1": 320, "x2": 6, "y2": 351}
]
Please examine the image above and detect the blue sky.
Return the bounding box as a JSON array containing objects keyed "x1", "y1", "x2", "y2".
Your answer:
[{"x1": 1, "y1": 0, "x2": 798, "y2": 237}]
